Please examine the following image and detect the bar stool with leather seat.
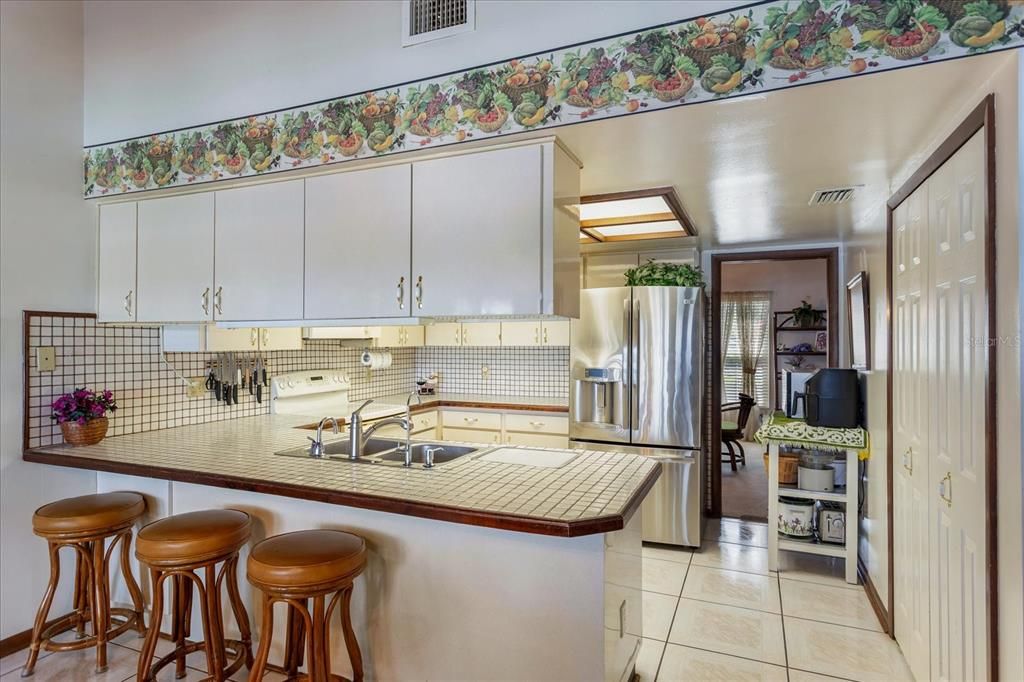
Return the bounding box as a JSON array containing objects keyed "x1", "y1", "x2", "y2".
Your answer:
[
  {"x1": 247, "y1": 529, "x2": 368, "y2": 682},
  {"x1": 135, "y1": 509, "x2": 254, "y2": 682},
  {"x1": 23, "y1": 492, "x2": 147, "y2": 677}
]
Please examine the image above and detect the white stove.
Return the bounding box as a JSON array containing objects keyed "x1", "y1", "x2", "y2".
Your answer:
[{"x1": 271, "y1": 370, "x2": 350, "y2": 417}]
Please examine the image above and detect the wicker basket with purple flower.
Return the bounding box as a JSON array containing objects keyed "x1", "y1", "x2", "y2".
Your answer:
[{"x1": 52, "y1": 388, "x2": 117, "y2": 446}]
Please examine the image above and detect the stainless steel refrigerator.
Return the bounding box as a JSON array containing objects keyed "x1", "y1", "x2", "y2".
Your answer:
[{"x1": 570, "y1": 286, "x2": 703, "y2": 547}]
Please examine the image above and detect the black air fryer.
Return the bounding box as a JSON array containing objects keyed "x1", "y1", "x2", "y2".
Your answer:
[{"x1": 804, "y1": 369, "x2": 860, "y2": 428}]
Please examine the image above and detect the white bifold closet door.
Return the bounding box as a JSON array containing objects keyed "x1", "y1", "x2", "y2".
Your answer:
[{"x1": 892, "y1": 130, "x2": 989, "y2": 682}]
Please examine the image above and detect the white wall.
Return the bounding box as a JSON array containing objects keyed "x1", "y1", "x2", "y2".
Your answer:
[
  {"x1": 0, "y1": 0, "x2": 97, "y2": 639},
  {"x1": 82, "y1": 0, "x2": 737, "y2": 144}
]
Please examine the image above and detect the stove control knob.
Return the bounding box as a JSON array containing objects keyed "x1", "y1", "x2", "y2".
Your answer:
[{"x1": 287, "y1": 379, "x2": 295, "y2": 388}]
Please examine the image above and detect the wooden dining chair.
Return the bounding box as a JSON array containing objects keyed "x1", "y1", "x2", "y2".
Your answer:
[{"x1": 721, "y1": 393, "x2": 756, "y2": 472}]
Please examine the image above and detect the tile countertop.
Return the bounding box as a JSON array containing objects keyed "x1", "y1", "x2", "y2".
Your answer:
[{"x1": 24, "y1": 413, "x2": 658, "y2": 538}]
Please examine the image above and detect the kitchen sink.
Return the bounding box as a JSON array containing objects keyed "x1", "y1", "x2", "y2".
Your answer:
[
  {"x1": 374, "y1": 443, "x2": 478, "y2": 465},
  {"x1": 275, "y1": 438, "x2": 478, "y2": 467}
]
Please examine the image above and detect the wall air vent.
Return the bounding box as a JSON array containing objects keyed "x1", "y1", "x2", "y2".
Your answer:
[
  {"x1": 808, "y1": 187, "x2": 856, "y2": 206},
  {"x1": 403, "y1": 0, "x2": 475, "y2": 46}
]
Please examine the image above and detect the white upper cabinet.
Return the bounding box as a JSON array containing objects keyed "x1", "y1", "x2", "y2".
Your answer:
[
  {"x1": 461, "y1": 322, "x2": 502, "y2": 347},
  {"x1": 215, "y1": 179, "x2": 305, "y2": 321},
  {"x1": 259, "y1": 327, "x2": 303, "y2": 350},
  {"x1": 136, "y1": 193, "x2": 215, "y2": 322},
  {"x1": 97, "y1": 202, "x2": 138, "y2": 322},
  {"x1": 542, "y1": 320, "x2": 570, "y2": 346},
  {"x1": 501, "y1": 321, "x2": 542, "y2": 346},
  {"x1": 305, "y1": 165, "x2": 412, "y2": 319},
  {"x1": 412, "y1": 141, "x2": 579, "y2": 317}
]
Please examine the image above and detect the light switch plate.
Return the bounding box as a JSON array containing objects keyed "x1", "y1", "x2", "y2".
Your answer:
[{"x1": 37, "y1": 347, "x2": 56, "y2": 372}]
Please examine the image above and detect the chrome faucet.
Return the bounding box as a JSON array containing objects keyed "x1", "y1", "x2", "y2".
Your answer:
[
  {"x1": 308, "y1": 416, "x2": 339, "y2": 458},
  {"x1": 348, "y1": 399, "x2": 410, "y2": 461},
  {"x1": 403, "y1": 391, "x2": 422, "y2": 467}
]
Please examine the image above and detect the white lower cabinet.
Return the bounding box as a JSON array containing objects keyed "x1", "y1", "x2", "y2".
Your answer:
[
  {"x1": 442, "y1": 428, "x2": 503, "y2": 445},
  {"x1": 505, "y1": 432, "x2": 569, "y2": 448}
]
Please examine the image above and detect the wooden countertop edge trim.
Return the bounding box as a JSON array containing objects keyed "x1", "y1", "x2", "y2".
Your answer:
[{"x1": 22, "y1": 449, "x2": 656, "y2": 539}]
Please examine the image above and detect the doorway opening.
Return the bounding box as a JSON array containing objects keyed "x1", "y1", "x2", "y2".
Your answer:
[{"x1": 710, "y1": 248, "x2": 838, "y2": 521}]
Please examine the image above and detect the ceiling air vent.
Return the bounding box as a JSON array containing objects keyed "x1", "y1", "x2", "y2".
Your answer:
[
  {"x1": 402, "y1": 0, "x2": 475, "y2": 46},
  {"x1": 808, "y1": 187, "x2": 856, "y2": 206}
]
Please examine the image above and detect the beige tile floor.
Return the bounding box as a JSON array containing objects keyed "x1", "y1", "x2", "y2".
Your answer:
[
  {"x1": 637, "y1": 518, "x2": 915, "y2": 682},
  {"x1": 1, "y1": 518, "x2": 912, "y2": 682}
]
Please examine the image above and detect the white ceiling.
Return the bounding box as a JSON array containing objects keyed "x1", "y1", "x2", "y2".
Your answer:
[{"x1": 555, "y1": 52, "x2": 1007, "y2": 248}]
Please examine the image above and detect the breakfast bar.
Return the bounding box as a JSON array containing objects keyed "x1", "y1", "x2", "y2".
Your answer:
[{"x1": 25, "y1": 415, "x2": 659, "y2": 681}]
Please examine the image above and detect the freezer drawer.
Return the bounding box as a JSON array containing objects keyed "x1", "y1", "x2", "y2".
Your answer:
[{"x1": 571, "y1": 440, "x2": 701, "y2": 547}]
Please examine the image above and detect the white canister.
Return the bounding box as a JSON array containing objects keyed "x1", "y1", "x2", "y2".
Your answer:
[
  {"x1": 798, "y1": 464, "x2": 835, "y2": 492},
  {"x1": 831, "y1": 458, "x2": 847, "y2": 487},
  {"x1": 778, "y1": 497, "x2": 815, "y2": 538}
]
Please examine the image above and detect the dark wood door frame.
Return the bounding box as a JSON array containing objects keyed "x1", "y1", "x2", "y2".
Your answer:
[
  {"x1": 884, "y1": 94, "x2": 996, "y2": 672},
  {"x1": 709, "y1": 247, "x2": 839, "y2": 518}
]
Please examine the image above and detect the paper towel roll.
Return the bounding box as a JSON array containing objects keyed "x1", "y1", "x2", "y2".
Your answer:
[{"x1": 361, "y1": 350, "x2": 393, "y2": 370}]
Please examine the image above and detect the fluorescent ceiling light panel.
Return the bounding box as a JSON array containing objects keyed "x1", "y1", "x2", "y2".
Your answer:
[{"x1": 578, "y1": 196, "x2": 671, "y2": 221}]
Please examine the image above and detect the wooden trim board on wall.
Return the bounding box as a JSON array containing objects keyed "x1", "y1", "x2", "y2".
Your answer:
[
  {"x1": 884, "y1": 94, "x2": 996, "y2": 672},
  {"x1": 709, "y1": 247, "x2": 839, "y2": 518}
]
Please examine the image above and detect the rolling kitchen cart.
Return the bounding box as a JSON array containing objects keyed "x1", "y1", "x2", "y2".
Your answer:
[{"x1": 755, "y1": 413, "x2": 868, "y2": 584}]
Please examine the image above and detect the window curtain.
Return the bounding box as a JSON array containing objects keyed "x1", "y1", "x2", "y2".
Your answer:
[{"x1": 722, "y1": 292, "x2": 771, "y2": 438}]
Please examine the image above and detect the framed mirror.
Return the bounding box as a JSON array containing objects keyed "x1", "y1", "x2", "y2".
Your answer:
[{"x1": 846, "y1": 271, "x2": 870, "y2": 370}]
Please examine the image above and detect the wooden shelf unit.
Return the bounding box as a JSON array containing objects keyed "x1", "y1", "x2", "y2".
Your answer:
[{"x1": 773, "y1": 310, "x2": 829, "y2": 410}]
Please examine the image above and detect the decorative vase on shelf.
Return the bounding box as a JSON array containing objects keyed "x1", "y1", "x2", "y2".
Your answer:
[{"x1": 60, "y1": 416, "x2": 109, "y2": 446}]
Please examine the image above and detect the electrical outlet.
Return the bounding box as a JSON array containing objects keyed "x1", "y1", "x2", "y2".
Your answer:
[
  {"x1": 37, "y1": 347, "x2": 56, "y2": 372},
  {"x1": 480, "y1": 365, "x2": 490, "y2": 380},
  {"x1": 186, "y1": 378, "x2": 206, "y2": 398}
]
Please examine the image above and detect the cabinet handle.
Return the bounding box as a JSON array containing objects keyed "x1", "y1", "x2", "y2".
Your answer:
[
  {"x1": 462, "y1": 328, "x2": 468, "y2": 344},
  {"x1": 529, "y1": 421, "x2": 545, "y2": 428},
  {"x1": 201, "y1": 287, "x2": 210, "y2": 316},
  {"x1": 124, "y1": 290, "x2": 133, "y2": 315},
  {"x1": 902, "y1": 447, "x2": 913, "y2": 475},
  {"x1": 397, "y1": 276, "x2": 405, "y2": 310},
  {"x1": 543, "y1": 327, "x2": 549, "y2": 344},
  {"x1": 415, "y1": 276, "x2": 423, "y2": 309},
  {"x1": 251, "y1": 329, "x2": 259, "y2": 347},
  {"x1": 938, "y1": 472, "x2": 952, "y2": 507},
  {"x1": 534, "y1": 328, "x2": 539, "y2": 344},
  {"x1": 261, "y1": 328, "x2": 269, "y2": 346},
  {"x1": 214, "y1": 286, "x2": 223, "y2": 315},
  {"x1": 464, "y1": 417, "x2": 478, "y2": 424}
]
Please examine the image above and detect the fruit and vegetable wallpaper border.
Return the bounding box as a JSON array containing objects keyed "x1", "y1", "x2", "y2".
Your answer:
[{"x1": 84, "y1": 0, "x2": 1023, "y2": 198}]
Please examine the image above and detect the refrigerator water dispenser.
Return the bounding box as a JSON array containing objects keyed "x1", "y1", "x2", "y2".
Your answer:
[{"x1": 572, "y1": 367, "x2": 622, "y2": 427}]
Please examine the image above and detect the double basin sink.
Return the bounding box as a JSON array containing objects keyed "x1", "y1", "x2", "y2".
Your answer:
[{"x1": 276, "y1": 437, "x2": 478, "y2": 467}]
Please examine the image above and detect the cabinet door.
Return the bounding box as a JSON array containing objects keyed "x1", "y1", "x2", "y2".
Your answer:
[
  {"x1": 136, "y1": 193, "x2": 215, "y2": 322},
  {"x1": 412, "y1": 146, "x2": 542, "y2": 316},
  {"x1": 375, "y1": 326, "x2": 405, "y2": 347},
  {"x1": 305, "y1": 166, "x2": 412, "y2": 319},
  {"x1": 461, "y1": 322, "x2": 502, "y2": 347},
  {"x1": 403, "y1": 326, "x2": 425, "y2": 347},
  {"x1": 501, "y1": 321, "x2": 541, "y2": 347},
  {"x1": 207, "y1": 326, "x2": 258, "y2": 352},
  {"x1": 541, "y1": 320, "x2": 570, "y2": 346},
  {"x1": 425, "y1": 323, "x2": 462, "y2": 346},
  {"x1": 441, "y1": 427, "x2": 502, "y2": 445},
  {"x1": 215, "y1": 179, "x2": 304, "y2": 321},
  {"x1": 505, "y1": 432, "x2": 569, "y2": 448},
  {"x1": 97, "y1": 202, "x2": 137, "y2": 322},
  {"x1": 583, "y1": 252, "x2": 637, "y2": 288},
  {"x1": 260, "y1": 327, "x2": 303, "y2": 351}
]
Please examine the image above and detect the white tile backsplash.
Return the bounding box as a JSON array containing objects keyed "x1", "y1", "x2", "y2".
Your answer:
[{"x1": 25, "y1": 313, "x2": 569, "y2": 448}]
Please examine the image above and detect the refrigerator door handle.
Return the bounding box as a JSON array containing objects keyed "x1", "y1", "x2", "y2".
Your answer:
[{"x1": 631, "y1": 298, "x2": 640, "y2": 435}]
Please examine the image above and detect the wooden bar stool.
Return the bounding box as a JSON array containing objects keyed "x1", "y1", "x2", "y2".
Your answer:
[
  {"x1": 247, "y1": 529, "x2": 367, "y2": 682},
  {"x1": 23, "y1": 492, "x2": 146, "y2": 677},
  {"x1": 135, "y1": 509, "x2": 254, "y2": 682}
]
